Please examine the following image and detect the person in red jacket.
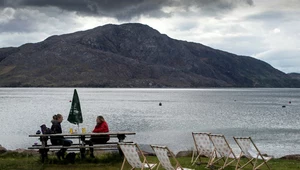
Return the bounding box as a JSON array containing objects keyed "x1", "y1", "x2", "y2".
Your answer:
[
  {"x1": 92, "y1": 116, "x2": 109, "y2": 134},
  {"x1": 86, "y1": 116, "x2": 110, "y2": 158}
]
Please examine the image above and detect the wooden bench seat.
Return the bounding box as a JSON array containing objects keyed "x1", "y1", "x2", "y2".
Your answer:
[
  {"x1": 28, "y1": 141, "x2": 133, "y2": 150},
  {"x1": 28, "y1": 131, "x2": 135, "y2": 162}
]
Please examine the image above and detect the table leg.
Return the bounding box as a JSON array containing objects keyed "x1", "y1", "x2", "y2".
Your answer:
[
  {"x1": 118, "y1": 146, "x2": 124, "y2": 157},
  {"x1": 39, "y1": 149, "x2": 49, "y2": 163},
  {"x1": 80, "y1": 135, "x2": 86, "y2": 159},
  {"x1": 117, "y1": 134, "x2": 126, "y2": 156},
  {"x1": 39, "y1": 137, "x2": 49, "y2": 163}
]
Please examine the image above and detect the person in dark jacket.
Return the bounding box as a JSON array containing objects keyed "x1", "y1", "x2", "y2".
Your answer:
[
  {"x1": 85, "y1": 115, "x2": 110, "y2": 158},
  {"x1": 50, "y1": 114, "x2": 72, "y2": 159}
]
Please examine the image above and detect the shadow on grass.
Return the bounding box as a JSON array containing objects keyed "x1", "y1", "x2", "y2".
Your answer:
[{"x1": 43, "y1": 152, "x2": 123, "y2": 165}]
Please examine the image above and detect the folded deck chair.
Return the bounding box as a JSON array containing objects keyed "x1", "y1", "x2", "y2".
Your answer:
[
  {"x1": 118, "y1": 143, "x2": 157, "y2": 170},
  {"x1": 151, "y1": 145, "x2": 194, "y2": 170},
  {"x1": 209, "y1": 134, "x2": 241, "y2": 170},
  {"x1": 191, "y1": 132, "x2": 217, "y2": 166},
  {"x1": 233, "y1": 137, "x2": 272, "y2": 170}
]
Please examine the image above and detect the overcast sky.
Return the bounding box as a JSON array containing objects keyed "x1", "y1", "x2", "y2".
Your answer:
[{"x1": 0, "y1": 0, "x2": 299, "y2": 73}]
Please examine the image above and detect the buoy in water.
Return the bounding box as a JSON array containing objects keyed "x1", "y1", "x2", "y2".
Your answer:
[
  {"x1": 289, "y1": 101, "x2": 291, "y2": 104},
  {"x1": 69, "y1": 100, "x2": 72, "y2": 102},
  {"x1": 159, "y1": 102, "x2": 162, "y2": 106}
]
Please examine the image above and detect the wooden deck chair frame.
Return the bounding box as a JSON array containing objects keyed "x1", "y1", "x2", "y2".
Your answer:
[
  {"x1": 150, "y1": 145, "x2": 194, "y2": 170},
  {"x1": 209, "y1": 134, "x2": 241, "y2": 170},
  {"x1": 191, "y1": 132, "x2": 216, "y2": 166},
  {"x1": 119, "y1": 143, "x2": 157, "y2": 170},
  {"x1": 233, "y1": 137, "x2": 272, "y2": 170}
]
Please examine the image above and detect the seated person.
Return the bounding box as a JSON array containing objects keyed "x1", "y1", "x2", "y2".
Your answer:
[
  {"x1": 85, "y1": 115, "x2": 110, "y2": 158},
  {"x1": 50, "y1": 114, "x2": 73, "y2": 159}
]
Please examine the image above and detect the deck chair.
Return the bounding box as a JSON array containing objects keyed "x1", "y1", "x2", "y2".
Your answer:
[
  {"x1": 191, "y1": 132, "x2": 217, "y2": 166},
  {"x1": 233, "y1": 137, "x2": 272, "y2": 170},
  {"x1": 209, "y1": 134, "x2": 241, "y2": 170},
  {"x1": 118, "y1": 143, "x2": 157, "y2": 170},
  {"x1": 151, "y1": 145, "x2": 194, "y2": 170}
]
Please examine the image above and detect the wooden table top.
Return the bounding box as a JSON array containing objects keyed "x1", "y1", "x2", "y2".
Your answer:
[{"x1": 29, "y1": 131, "x2": 136, "y2": 137}]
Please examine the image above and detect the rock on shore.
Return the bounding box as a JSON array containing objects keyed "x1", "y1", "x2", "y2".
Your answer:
[
  {"x1": 176, "y1": 151, "x2": 193, "y2": 157},
  {"x1": 280, "y1": 154, "x2": 300, "y2": 161},
  {"x1": 0, "y1": 145, "x2": 7, "y2": 154},
  {"x1": 0, "y1": 145, "x2": 39, "y2": 155}
]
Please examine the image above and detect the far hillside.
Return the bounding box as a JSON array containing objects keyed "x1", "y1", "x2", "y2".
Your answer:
[
  {"x1": 288, "y1": 73, "x2": 300, "y2": 80},
  {"x1": 0, "y1": 23, "x2": 300, "y2": 87}
]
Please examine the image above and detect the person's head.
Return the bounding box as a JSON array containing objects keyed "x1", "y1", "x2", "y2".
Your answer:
[
  {"x1": 96, "y1": 116, "x2": 105, "y2": 124},
  {"x1": 53, "y1": 114, "x2": 63, "y2": 123}
]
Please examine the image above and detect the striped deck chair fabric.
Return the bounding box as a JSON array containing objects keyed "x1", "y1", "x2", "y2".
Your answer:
[
  {"x1": 191, "y1": 132, "x2": 217, "y2": 166},
  {"x1": 151, "y1": 145, "x2": 194, "y2": 170},
  {"x1": 119, "y1": 143, "x2": 157, "y2": 170},
  {"x1": 233, "y1": 137, "x2": 272, "y2": 170},
  {"x1": 209, "y1": 134, "x2": 241, "y2": 170}
]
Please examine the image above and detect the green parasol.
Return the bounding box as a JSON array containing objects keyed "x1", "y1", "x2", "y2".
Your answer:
[{"x1": 68, "y1": 89, "x2": 83, "y2": 125}]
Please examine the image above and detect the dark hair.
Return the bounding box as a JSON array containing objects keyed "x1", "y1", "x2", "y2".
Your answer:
[
  {"x1": 97, "y1": 116, "x2": 105, "y2": 122},
  {"x1": 53, "y1": 114, "x2": 62, "y2": 120}
]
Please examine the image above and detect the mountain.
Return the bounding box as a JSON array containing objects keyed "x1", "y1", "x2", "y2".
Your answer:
[
  {"x1": 0, "y1": 23, "x2": 299, "y2": 87},
  {"x1": 288, "y1": 73, "x2": 300, "y2": 80}
]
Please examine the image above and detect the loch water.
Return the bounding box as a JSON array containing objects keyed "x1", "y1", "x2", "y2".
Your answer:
[{"x1": 0, "y1": 88, "x2": 299, "y2": 157}]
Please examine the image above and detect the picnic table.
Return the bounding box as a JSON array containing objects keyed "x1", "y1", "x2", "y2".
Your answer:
[{"x1": 28, "y1": 132, "x2": 135, "y2": 162}]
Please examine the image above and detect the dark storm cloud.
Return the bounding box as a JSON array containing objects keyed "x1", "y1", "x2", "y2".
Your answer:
[
  {"x1": 0, "y1": 0, "x2": 254, "y2": 20},
  {"x1": 0, "y1": 0, "x2": 169, "y2": 20},
  {"x1": 176, "y1": 0, "x2": 253, "y2": 11}
]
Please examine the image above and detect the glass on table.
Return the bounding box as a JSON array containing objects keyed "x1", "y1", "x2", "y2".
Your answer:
[
  {"x1": 81, "y1": 127, "x2": 86, "y2": 134},
  {"x1": 69, "y1": 128, "x2": 73, "y2": 134}
]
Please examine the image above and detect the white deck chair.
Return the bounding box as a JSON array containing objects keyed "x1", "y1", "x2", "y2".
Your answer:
[
  {"x1": 151, "y1": 145, "x2": 194, "y2": 170},
  {"x1": 191, "y1": 132, "x2": 217, "y2": 166},
  {"x1": 118, "y1": 143, "x2": 157, "y2": 170},
  {"x1": 233, "y1": 137, "x2": 272, "y2": 170},
  {"x1": 209, "y1": 134, "x2": 241, "y2": 170}
]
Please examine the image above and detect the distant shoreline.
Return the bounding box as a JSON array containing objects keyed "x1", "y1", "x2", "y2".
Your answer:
[{"x1": 1, "y1": 86, "x2": 300, "y2": 88}]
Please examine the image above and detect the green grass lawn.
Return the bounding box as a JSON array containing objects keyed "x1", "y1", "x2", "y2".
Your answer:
[{"x1": 0, "y1": 151, "x2": 300, "y2": 170}]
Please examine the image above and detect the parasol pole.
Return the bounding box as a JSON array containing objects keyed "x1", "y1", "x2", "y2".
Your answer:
[{"x1": 78, "y1": 123, "x2": 81, "y2": 144}]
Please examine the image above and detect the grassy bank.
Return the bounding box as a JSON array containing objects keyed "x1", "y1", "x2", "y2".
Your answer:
[{"x1": 1, "y1": 151, "x2": 300, "y2": 170}]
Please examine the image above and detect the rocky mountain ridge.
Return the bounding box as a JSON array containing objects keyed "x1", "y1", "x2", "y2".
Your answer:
[{"x1": 0, "y1": 23, "x2": 299, "y2": 87}]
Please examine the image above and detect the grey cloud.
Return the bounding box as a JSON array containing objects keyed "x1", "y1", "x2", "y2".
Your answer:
[
  {"x1": 255, "y1": 49, "x2": 300, "y2": 73},
  {"x1": 0, "y1": 18, "x2": 34, "y2": 33},
  {"x1": 174, "y1": 0, "x2": 253, "y2": 8},
  {"x1": 0, "y1": 0, "x2": 254, "y2": 20},
  {"x1": 176, "y1": 21, "x2": 198, "y2": 31},
  {"x1": 246, "y1": 11, "x2": 285, "y2": 21},
  {"x1": 0, "y1": 32, "x2": 43, "y2": 47},
  {"x1": 1, "y1": 0, "x2": 169, "y2": 20},
  {"x1": 211, "y1": 35, "x2": 267, "y2": 56},
  {"x1": 0, "y1": 7, "x2": 79, "y2": 33},
  {"x1": 245, "y1": 10, "x2": 300, "y2": 30},
  {"x1": 173, "y1": 0, "x2": 253, "y2": 17}
]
